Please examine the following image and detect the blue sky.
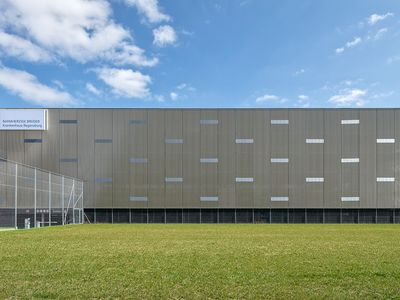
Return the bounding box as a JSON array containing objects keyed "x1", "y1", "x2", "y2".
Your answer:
[{"x1": 0, "y1": 0, "x2": 399, "y2": 108}]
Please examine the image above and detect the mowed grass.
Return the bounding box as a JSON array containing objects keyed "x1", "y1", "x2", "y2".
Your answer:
[{"x1": 1, "y1": 225, "x2": 400, "y2": 299}]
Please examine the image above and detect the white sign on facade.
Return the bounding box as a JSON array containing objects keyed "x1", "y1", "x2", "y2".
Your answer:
[{"x1": 0, "y1": 109, "x2": 48, "y2": 130}]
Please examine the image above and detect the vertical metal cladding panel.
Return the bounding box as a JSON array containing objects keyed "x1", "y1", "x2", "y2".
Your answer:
[
  {"x1": 7, "y1": 131, "x2": 24, "y2": 163},
  {"x1": 113, "y1": 110, "x2": 130, "y2": 208},
  {"x1": 269, "y1": 109, "x2": 289, "y2": 208},
  {"x1": 183, "y1": 110, "x2": 200, "y2": 208},
  {"x1": 305, "y1": 110, "x2": 324, "y2": 208},
  {"x1": 235, "y1": 110, "x2": 254, "y2": 208},
  {"x1": 77, "y1": 109, "x2": 95, "y2": 208},
  {"x1": 201, "y1": 110, "x2": 219, "y2": 208},
  {"x1": 376, "y1": 110, "x2": 395, "y2": 208},
  {"x1": 324, "y1": 110, "x2": 342, "y2": 208},
  {"x1": 341, "y1": 110, "x2": 360, "y2": 209},
  {"x1": 360, "y1": 110, "x2": 377, "y2": 208},
  {"x1": 148, "y1": 110, "x2": 165, "y2": 208},
  {"x1": 395, "y1": 109, "x2": 400, "y2": 208},
  {"x1": 218, "y1": 110, "x2": 235, "y2": 208},
  {"x1": 165, "y1": 110, "x2": 183, "y2": 208},
  {"x1": 289, "y1": 110, "x2": 306, "y2": 208},
  {"x1": 42, "y1": 109, "x2": 60, "y2": 173},
  {"x1": 24, "y1": 131, "x2": 42, "y2": 168},
  {"x1": 94, "y1": 110, "x2": 113, "y2": 208},
  {"x1": 129, "y1": 109, "x2": 148, "y2": 209},
  {"x1": 0, "y1": 160, "x2": 7, "y2": 208},
  {"x1": 253, "y1": 110, "x2": 269, "y2": 208},
  {"x1": 0, "y1": 130, "x2": 6, "y2": 158},
  {"x1": 60, "y1": 109, "x2": 78, "y2": 177}
]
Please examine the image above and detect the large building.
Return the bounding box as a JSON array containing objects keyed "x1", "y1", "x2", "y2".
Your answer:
[{"x1": 1, "y1": 108, "x2": 400, "y2": 224}]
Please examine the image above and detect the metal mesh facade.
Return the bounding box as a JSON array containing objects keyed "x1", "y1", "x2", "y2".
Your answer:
[{"x1": 1, "y1": 109, "x2": 400, "y2": 221}]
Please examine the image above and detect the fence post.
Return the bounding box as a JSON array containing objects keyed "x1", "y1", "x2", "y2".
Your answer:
[
  {"x1": 34, "y1": 168, "x2": 37, "y2": 228},
  {"x1": 14, "y1": 164, "x2": 18, "y2": 229},
  {"x1": 62, "y1": 176, "x2": 64, "y2": 225},
  {"x1": 72, "y1": 179, "x2": 75, "y2": 224},
  {"x1": 81, "y1": 181, "x2": 84, "y2": 224},
  {"x1": 49, "y1": 173, "x2": 51, "y2": 226}
]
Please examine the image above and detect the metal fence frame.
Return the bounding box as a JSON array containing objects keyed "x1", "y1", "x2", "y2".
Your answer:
[{"x1": 0, "y1": 157, "x2": 84, "y2": 229}]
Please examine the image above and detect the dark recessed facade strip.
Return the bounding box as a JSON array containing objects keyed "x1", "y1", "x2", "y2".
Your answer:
[
  {"x1": 95, "y1": 177, "x2": 113, "y2": 183},
  {"x1": 60, "y1": 158, "x2": 78, "y2": 163},
  {"x1": 24, "y1": 139, "x2": 42, "y2": 143},
  {"x1": 59, "y1": 119, "x2": 78, "y2": 124},
  {"x1": 95, "y1": 139, "x2": 112, "y2": 144}
]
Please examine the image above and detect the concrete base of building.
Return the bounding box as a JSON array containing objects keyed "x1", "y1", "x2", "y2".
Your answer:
[{"x1": 83, "y1": 208, "x2": 400, "y2": 224}]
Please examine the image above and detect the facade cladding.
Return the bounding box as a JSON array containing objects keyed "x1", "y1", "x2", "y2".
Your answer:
[{"x1": 1, "y1": 108, "x2": 400, "y2": 224}]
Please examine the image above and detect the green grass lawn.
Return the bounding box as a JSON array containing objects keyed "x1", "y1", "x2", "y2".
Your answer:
[{"x1": 1, "y1": 224, "x2": 400, "y2": 299}]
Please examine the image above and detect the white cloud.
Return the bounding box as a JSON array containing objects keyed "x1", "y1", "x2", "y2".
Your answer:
[
  {"x1": 256, "y1": 94, "x2": 287, "y2": 103},
  {"x1": 124, "y1": 0, "x2": 170, "y2": 23},
  {"x1": 387, "y1": 55, "x2": 400, "y2": 64},
  {"x1": 86, "y1": 82, "x2": 101, "y2": 96},
  {"x1": 346, "y1": 37, "x2": 362, "y2": 48},
  {"x1": 329, "y1": 89, "x2": 367, "y2": 106},
  {"x1": 95, "y1": 68, "x2": 151, "y2": 99},
  {"x1": 297, "y1": 95, "x2": 310, "y2": 107},
  {"x1": 103, "y1": 43, "x2": 158, "y2": 67},
  {"x1": 0, "y1": 0, "x2": 156, "y2": 67},
  {"x1": 335, "y1": 47, "x2": 345, "y2": 54},
  {"x1": 0, "y1": 66, "x2": 75, "y2": 106},
  {"x1": 170, "y1": 92, "x2": 178, "y2": 101},
  {"x1": 335, "y1": 37, "x2": 361, "y2": 54},
  {"x1": 373, "y1": 28, "x2": 388, "y2": 40},
  {"x1": 293, "y1": 68, "x2": 305, "y2": 76},
  {"x1": 153, "y1": 25, "x2": 177, "y2": 47},
  {"x1": 367, "y1": 13, "x2": 394, "y2": 26},
  {"x1": 176, "y1": 83, "x2": 195, "y2": 91},
  {"x1": 0, "y1": 31, "x2": 53, "y2": 63},
  {"x1": 298, "y1": 95, "x2": 309, "y2": 101}
]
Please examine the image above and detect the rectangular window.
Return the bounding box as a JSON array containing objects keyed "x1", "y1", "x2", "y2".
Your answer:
[
  {"x1": 271, "y1": 158, "x2": 289, "y2": 163},
  {"x1": 129, "y1": 119, "x2": 147, "y2": 125},
  {"x1": 165, "y1": 177, "x2": 183, "y2": 183},
  {"x1": 95, "y1": 177, "x2": 112, "y2": 183},
  {"x1": 129, "y1": 196, "x2": 148, "y2": 201},
  {"x1": 271, "y1": 196, "x2": 289, "y2": 201},
  {"x1": 341, "y1": 158, "x2": 359, "y2": 163},
  {"x1": 200, "y1": 196, "x2": 218, "y2": 201},
  {"x1": 235, "y1": 177, "x2": 254, "y2": 182},
  {"x1": 200, "y1": 158, "x2": 218, "y2": 163},
  {"x1": 271, "y1": 119, "x2": 289, "y2": 125},
  {"x1": 200, "y1": 119, "x2": 218, "y2": 125},
  {"x1": 59, "y1": 119, "x2": 78, "y2": 124},
  {"x1": 377, "y1": 138, "x2": 395, "y2": 144},
  {"x1": 60, "y1": 158, "x2": 78, "y2": 163},
  {"x1": 341, "y1": 196, "x2": 359, "y2": 202},
  {"x1": 24, "y1": 139, "x2": 42, "y2": 143},
  {"x1": 341, "y1": 119, "x2": 359, "y2": 125},
  {"x1": 306, "y1": 177, "x2": 324, "y2": 183},
  {"x1": 129, "y1": 158, "x2": 148, "y2": 163},
  {"x1": 235, "y1": 138, "x2": 254, "y2": 144},
  {"x1": 306, "y1": 139, "x2": 324, "y2": 144},
  {"x1": 95, "y1": 139, "x2": 112, "y2": 144},
  {"x1": 165, "y1": 139, "x2": 183, "y2": 144},
  {"x1": 377, "y1": 177, "x2": 395, "y2": 182}
]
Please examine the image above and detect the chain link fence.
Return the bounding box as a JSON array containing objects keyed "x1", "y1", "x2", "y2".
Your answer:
[{"x1": 0, "y1": 157, "x2": 84, "y2": 229}]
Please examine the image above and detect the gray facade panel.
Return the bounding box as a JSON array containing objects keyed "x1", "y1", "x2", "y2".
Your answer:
[{"x1": 2, "y1": 108, "x2": 400, "y2": 210}]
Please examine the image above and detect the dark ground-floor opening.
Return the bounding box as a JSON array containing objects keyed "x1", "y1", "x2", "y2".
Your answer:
[{"x1": 83, "y1": 208, "x2": 400, "y2": 224}]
